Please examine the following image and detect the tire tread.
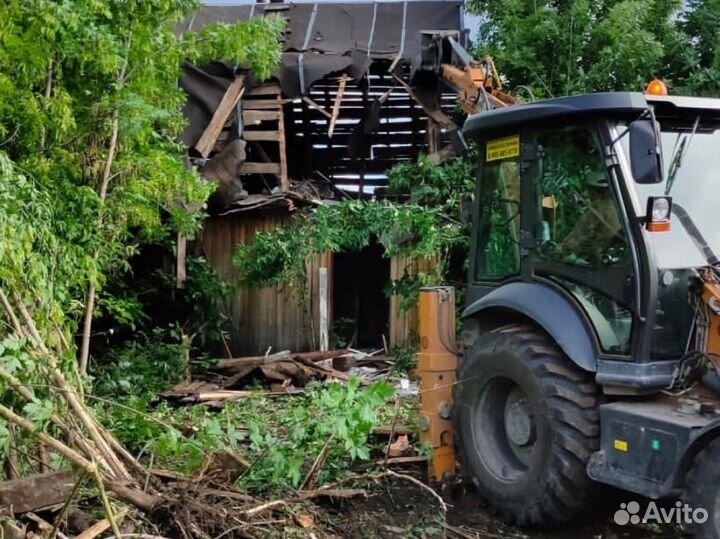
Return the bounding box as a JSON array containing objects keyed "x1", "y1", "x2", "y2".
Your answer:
[{"x1": 455, "y1": 323, "x2": 600, "y2": 526}]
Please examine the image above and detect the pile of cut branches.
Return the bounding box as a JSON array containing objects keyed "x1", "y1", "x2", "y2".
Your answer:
[{"x1": 0, "y1": 287, "x2": 379, "y2": 537}]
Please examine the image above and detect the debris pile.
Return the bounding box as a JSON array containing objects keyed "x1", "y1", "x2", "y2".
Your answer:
[{"x1": 159, "y1": 349, "x2": 400, "y2": 408}]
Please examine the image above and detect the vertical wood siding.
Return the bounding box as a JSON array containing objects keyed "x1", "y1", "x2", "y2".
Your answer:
[
  {"x1": 388, "y1": 255, "x2": 439, "y2": 348},
  {"x1": 202, "y1": 214, "x2": 430, "y2": 354},
  {"x1": 201, "y1": 215, "x2": 332, "y2": 355}
]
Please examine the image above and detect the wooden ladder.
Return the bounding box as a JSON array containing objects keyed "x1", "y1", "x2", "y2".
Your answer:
[{"x1": 240, "y1": 83, "x2": 289, "y2": 192}]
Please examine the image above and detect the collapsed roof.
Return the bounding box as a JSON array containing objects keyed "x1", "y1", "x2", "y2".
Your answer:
[
  {"x1": 180, "y1": 2, "x2": 464, "y2": 97},
  {"x1": 180, "y1": 1, "x2": 465, "y2": 213}
]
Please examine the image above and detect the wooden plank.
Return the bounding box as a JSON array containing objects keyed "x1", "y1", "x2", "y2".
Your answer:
[
  {"x1": 240, "y1": 162, "x2": 281, "y2": 175},
  {"x1": 242, "y1": 99, "x2": 286, "y2": 110},
  {"x1": 328, "y1": 75, "x2": 348, "y2": 139},
  {"x1": 246, "y1": 84, "x2": 281, "y2": 96},
  {"x1": 319, "y1": 267, "x2": 328, "y2": 352},
  {"x1": 308, "y1": 148, "x2": 418, "y2": 162},
  {"x1": 278, "y1": 93, "x2": 289, "y2": 192},
  {"x1": 325, "y1": 158, "x2": 416, "y2": 170},
  {"x1": 301, "y1": 96, "x2": 332, "y2": 119},
  {"x1": 176, "y1": 233, "x2": 186, "y2": 289},
  {"x1": 242, "y1": 130, "x2": 280, "y2": 142},
  {"x1": 391, "y1": 74, "x2": 457, "y2": 131},
  {"x1": 0, "y1": 471, "x2": 75, "y2": 513},
  {"x1": 194, "y1": 75, "x2": 245, "y2": 158},
  {"x1": 427, "y1": 117, "x2": 441, "y2": 155},
  {"x1": 76, "y1": 509, "x2": 128, "y2": 539},
  {"x1": 243, "y1": 110, "x2": 280, "y2": 124}
]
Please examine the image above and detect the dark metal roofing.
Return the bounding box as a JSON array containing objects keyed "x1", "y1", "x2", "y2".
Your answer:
[
  {"x1": 181, "y1": 2, "x2": 464, "y2": 97},
  {"x1": 463, "y1": 92, "x2": 720, "y2": 136}
]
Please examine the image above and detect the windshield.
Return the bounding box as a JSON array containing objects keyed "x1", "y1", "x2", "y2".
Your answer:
[{"x1": 625, "y1": 120, "x2": 720, "y2": 269}]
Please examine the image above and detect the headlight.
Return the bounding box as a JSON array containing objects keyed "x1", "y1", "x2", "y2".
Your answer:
[
  {"x1": 646, "y1": 196, "x2": 672, "y2": 232},
  {"x1": 651, "y1": 197, "x2": 671, "y2": 221}
]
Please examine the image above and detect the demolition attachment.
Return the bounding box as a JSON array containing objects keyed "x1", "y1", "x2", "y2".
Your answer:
[{"x1": 417, "y1": 287, "x2": 458, "y2": 482}]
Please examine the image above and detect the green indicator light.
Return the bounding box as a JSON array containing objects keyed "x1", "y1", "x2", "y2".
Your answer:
[{"x1": 651, "y1": 439, "x2": 661, "y2": 451}]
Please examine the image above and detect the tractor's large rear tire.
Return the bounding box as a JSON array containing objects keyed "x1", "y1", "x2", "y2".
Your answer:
[
  {"x1": 454, "y1": 324, "x2": 600, "y2": 526},
  {"x1": 684, "y1": 437, "x2": 720, "y2": 539}
]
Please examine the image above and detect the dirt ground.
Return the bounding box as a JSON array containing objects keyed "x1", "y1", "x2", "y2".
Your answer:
[{"x1": 315, "y1": 474, "x2": 684, "y2": 539}]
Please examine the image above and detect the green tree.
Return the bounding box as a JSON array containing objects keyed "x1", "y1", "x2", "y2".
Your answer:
[
  {"x1": 0, "y1": 0, "x2": 283, "y2": 373},
  {"x1": 672, "y1": 0, "x2": 720, "y2": 94},
  {"x1": 468, "y1": 0, "x2": 690, "y2": 96}
]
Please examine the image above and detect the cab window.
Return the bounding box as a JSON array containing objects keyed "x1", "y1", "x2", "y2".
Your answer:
[
  {"x1": 537, "y1": 127, "x2": 627, "y2": 268},
  {"x1": 536, "y1": 126, "x2": 633, "y2": 355},
  {"x1": 475, "y1": 139, "x2": 521, "y2": 281}
]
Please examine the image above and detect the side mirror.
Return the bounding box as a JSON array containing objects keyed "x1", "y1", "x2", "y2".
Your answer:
[{"x1": 629, "y1": 119, "x2": 663, "y2": 184}]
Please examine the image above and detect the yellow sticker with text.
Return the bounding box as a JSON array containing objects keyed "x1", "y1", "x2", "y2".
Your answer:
[
  {"x1": 486, "y1": 135, "x2": 520, "y2": 162},
  {"x1": 614, "y1": 439, "x2": 629, "y2": 452}
]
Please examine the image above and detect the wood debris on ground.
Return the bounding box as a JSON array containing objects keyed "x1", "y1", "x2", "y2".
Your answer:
[
  {"x1": 0, "y1": 285, "x2": 428, "y2": 539},
  {"x1": 157, "y1": 348, "x2": 398, "y2": 409}
]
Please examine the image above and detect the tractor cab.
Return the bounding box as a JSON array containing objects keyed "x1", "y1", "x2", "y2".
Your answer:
[
  {"x1": 451, "y1": 91, "x2": 720, "y2": 536},
  {"x1": 463, "y1": 91, "x2": 720, "y2": 390}
]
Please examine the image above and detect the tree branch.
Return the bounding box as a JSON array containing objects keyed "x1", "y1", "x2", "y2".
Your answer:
[{"x1": 79, "y1": 35, "x2": 131, "y2": 375}]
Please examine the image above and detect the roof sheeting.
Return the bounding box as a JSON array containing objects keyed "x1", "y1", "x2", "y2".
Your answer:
[{"x1": 180, "y1": 2, "x2": 463, "y2": 96}]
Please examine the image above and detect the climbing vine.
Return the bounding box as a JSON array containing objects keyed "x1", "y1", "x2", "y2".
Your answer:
[{"x1": 233, "y1": 155, "x2": 475, "y2": 305}]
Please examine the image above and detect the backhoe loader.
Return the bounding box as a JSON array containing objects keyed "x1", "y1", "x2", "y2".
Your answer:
[{"x1": 413, "y1": 31, "x2": 720, "y2": 539}]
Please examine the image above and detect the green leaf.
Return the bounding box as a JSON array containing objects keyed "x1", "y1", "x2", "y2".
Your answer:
[{"x1": 23, "y1": 399, "x2": 54, "y2": 429}]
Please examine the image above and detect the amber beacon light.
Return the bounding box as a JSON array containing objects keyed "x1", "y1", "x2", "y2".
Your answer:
[{"x1": 646, "y1": 79, "x2": 668, "y2": 96}]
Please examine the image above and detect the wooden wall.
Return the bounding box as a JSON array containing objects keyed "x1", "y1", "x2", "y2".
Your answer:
[
  {"x1": 201, "y1": 213, "x2": 435, "y2": 355},
  {"x1": 388, "y1": 255, "x2": 439, "y2": 349},
  {"x1": 200, "y1": 214, "x2": 332, "y2": 355}
]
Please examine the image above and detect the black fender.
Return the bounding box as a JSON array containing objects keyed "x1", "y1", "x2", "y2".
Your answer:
[
  {"x1": 664, "y1": 419, "x2": 720, "y2": 494},
  {"x1": 462, "y1": 282, "x2": 599, "y2": 372}
]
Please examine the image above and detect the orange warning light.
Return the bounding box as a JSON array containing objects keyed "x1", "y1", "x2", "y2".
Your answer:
[{"x1": 646, "y1": 79, "x2": 668, "y2": 96}]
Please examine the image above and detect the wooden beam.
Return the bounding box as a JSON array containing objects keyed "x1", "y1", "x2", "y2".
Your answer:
[
  {"x1": 319, "y1": 267, "x2": 328, "y2": 352},
  {"x1": 391, "y1": 74, "x2": 457, "y2": 131},
  {"x1": 427, "y1": 118, "x2": 441, "y2": 155},
  {"x1": 243, "y1": 130, "x2": 280, "y2": 142},
  {"x1": 301, "y1": 96, "x2": 332, "y2": 119},
  {"x1": 243, "y1": 110, "x2": 280, "y2": 125},
  {"x1": 428, "y1": 144, "x2": 457, "y2": 165},
  {"x1": 240, "y1": 162, "x2": 281, "y2": 175},
  {"x1": 242, "y1": 99, "x2": 287, "y2": 110},
  {"x1": 0, "y1": 471, "x2": 75, "y2": 513},
  {"x1": 176, "y1": 233, "x2": 186, "y2": 289},
  {"x1": 194, "y1": 75, "x2": 245, "y2": 158},
  {"x1": 278, "y1": 92, "x2": 289, "y2": 192},
  {"x1": 328, "y1": 75, "x2": 348, "y2": 139},
  {"x1": 246, "y1": 83, "x2": 281, "y2": 96},
  {"x1": 76, "y1": 509, "x2": 128, "y2": 539}
]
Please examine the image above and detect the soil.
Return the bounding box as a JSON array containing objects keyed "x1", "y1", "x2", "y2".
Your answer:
[{"x1": 305, "y1": 471, "x2": 684, "y2": 539}]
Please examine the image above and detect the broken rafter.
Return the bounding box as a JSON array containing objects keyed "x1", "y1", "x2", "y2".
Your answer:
[
  {"x1": 328, "y1": 75, "x2": 349, "y2": 139},
  {"x1": 194, "y1": 75, "x2": 245, "y2": 158},
  {"x1": 391, "y1": 74, "x2": 457, "y2": 131},
  {"x1": 301, "y1": 96, "x2": 332, "y2": 119}
]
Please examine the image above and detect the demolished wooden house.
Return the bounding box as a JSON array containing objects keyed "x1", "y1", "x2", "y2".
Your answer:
[{"x1": 179, "y1": 1, "x2": 467, "y2": 355}]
